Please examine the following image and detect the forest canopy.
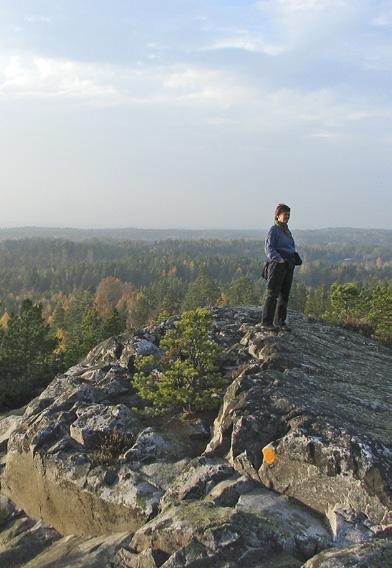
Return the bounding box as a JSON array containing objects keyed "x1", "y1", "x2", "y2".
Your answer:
[{"x1": 0, "y1": 233, "x2": 391, "y2": 411}]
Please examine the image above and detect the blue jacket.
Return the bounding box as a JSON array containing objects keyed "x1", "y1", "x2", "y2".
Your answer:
[{"x1": 265, "y1": 225, "x2": 296, "y2": 263}]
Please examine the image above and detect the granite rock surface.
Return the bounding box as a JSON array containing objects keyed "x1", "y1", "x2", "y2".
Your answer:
[{"x1": 0, "y1": 306, "x2": 391, "y2": 566}]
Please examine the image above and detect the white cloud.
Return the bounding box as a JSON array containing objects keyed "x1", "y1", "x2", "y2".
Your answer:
[
  {"x1": 267, "y1": 87, "x2": 392, "y2": 127},
  {"x1": 0, "y1": 54, "x2": 119, "y2": 102},
  {"x1": 25, "y1": 15, "x2": 52, "y2": 24},
  {"x1": 309, "y1": 131, "x2": 341, "y2": 141},
  {"x1": 0, "y1": 53, "x2": 253, "y2": 108},
  {"x1": 203, "y1": 35, "x2": 286, "y2": 56},
  {"x1": 372, "y1": 11, "x2": 392, "y2": 27},
  {"x1": 1, "y1": 51, "x2": 392, "y2": 143},
  {"x1": 256, "y1": 0, "x2": 347, "y2": 13},
  {"x1": 162, "y1": 66, "x2": 254, "y2": 106},
  {"x1": 255, "y1": 0, "x2": 356, "y2": 52},
  {"x1": 362, "y1": 44, "x2": 392, "y2": 71}
]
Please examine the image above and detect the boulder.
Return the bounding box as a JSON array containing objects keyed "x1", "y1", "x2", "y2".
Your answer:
[
  {"x1": 0, "y1": 415, "x2": 23, "y2": 454},
  {"x1": 113, "y1": 547, "x2": 168, "y2": 567},
  {"x1": 69, "y1": 403, "x2": 140, "y2": 448},
  {"x1": 160, "y1": 456, "x2": 235, "y2": 509},
  {"x1": 131, "y1": 495, "x2": 330, "y2": 565},
  {"x1": 0, "y1": 494, "x2": 21, "y2": 526},
  {"x1": 236, "y1": 488, "x2": 331, "y2": 558},
  {"x1": 162, "y1": 543, "x2": 302, "y2": 568},
  {"x1": 2, "y1": 334, "x2": 213, "y2": 536},
  {"x1": 23, "y1": 531, "x2": 133, "y2": 568},
  {"x1": 302, "y1": 538, "x2": 392, "y2": 567},
  {"x1": 0, "y1": 515, "x2": 60, "y2": 567},
  {"x1": 4, "y1": 447, "x2": 162, "y2": 535},
  {"x1": 205, "y1": 474, "x2": 257, "y2": 507}
]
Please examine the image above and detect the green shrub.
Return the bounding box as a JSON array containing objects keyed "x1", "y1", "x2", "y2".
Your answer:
[{"x1": 132, "y1": 308, "x2": 225, "y2": 415}]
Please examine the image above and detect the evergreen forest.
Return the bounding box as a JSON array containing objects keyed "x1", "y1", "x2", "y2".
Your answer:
[{"x1": 0, "y1": 231, "x2": 391, "y2": 412}]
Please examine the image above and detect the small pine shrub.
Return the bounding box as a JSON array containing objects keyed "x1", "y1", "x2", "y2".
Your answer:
[{"x1": 132, "y1": 308, "x2": 226, "y2": 415}]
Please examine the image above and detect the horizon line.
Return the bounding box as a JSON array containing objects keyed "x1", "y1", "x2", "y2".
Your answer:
[{"x1": 0, "y1": 225, "x2": 391, "y2": 233}]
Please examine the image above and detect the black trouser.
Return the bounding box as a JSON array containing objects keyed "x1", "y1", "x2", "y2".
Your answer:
[{"x1": 262, "y1": 261, "x2": 294, "y2": 325}]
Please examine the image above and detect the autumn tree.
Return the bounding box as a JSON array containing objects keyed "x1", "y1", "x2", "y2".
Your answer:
[
  {"x1": 95, "y1": 277, "x2": 133, "y2": 318},
  {"x1": 0, "y1": 311, "x2": 10, "y2": 330}
]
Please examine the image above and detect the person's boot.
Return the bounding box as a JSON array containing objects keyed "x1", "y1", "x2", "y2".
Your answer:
[{"x1": 261, "y1": 323, "x2": 280, "y2": 332}]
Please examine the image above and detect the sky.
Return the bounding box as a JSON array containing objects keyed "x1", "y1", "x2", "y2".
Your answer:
[{"x1": 0, "y1": 0, "x2": 391, "y2": 230}]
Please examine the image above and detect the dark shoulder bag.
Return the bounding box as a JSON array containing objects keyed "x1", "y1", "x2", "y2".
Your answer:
[
  {"x1": 262, "y1": 261, "x2": 269, "y2": 280},
  {"x1": 294, "y1": 252, "x2": 303, "y2": 266}
]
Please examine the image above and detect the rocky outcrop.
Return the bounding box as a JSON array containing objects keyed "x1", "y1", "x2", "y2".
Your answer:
[
  {"x1": 1, "y1": 306, "x2": 391, "y2": 566},
  {"x1": 302, "y1": 537, "x2": 392, "y2": 567},
  {"x1": 206, "y1": 313, "x2": 392, "y2": 528},
  {"x1": 131, "y1": 486, "x2": 331, "y2": 564}
]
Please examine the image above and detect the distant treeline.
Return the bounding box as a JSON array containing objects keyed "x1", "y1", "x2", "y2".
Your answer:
[
  {"x1": 0, "y1": 226, "x2": 391, "y2": 246},
  {"x1": 0, "y1": 237, "x2": 391, "y2": 305}
]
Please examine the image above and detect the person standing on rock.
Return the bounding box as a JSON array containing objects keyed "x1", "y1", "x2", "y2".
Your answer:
[{"x1": 262, "y1": 203, "x2": 302, "y2": 331}]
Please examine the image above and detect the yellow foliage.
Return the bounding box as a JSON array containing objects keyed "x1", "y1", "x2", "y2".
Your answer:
[
  {"x1": 95, "y1": 276, "x2": 129, "y2": 318},
  {"x1": 0, "y1": 311, "x2": 10, "y2": 330},
  {"x1": 54, "y1": 328, "x2": 67, "y2": 353},
  {"x1": 218, "y1": 292, "x2": 229, "y2": 306}
]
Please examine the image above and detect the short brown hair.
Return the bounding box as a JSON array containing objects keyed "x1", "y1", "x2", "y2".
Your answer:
[{"x1": 275, "y1": 203, "x2": 290, "y2": 220}]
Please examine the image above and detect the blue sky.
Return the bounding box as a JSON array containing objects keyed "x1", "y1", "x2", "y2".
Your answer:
[{"x1": 0, "y1": 0, "x2": 391, "y2": 229}]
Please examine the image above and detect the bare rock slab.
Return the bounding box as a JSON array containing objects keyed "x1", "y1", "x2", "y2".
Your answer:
[
  {"x1": 206, "y1": 311, "x2": 392, "y2": 527},
  {"x1": 302, "y1": 538, "x2": 392, "y2": 567},
  {"x1": 132, "y1": 494, "x2": 331, "y2": 566}
]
